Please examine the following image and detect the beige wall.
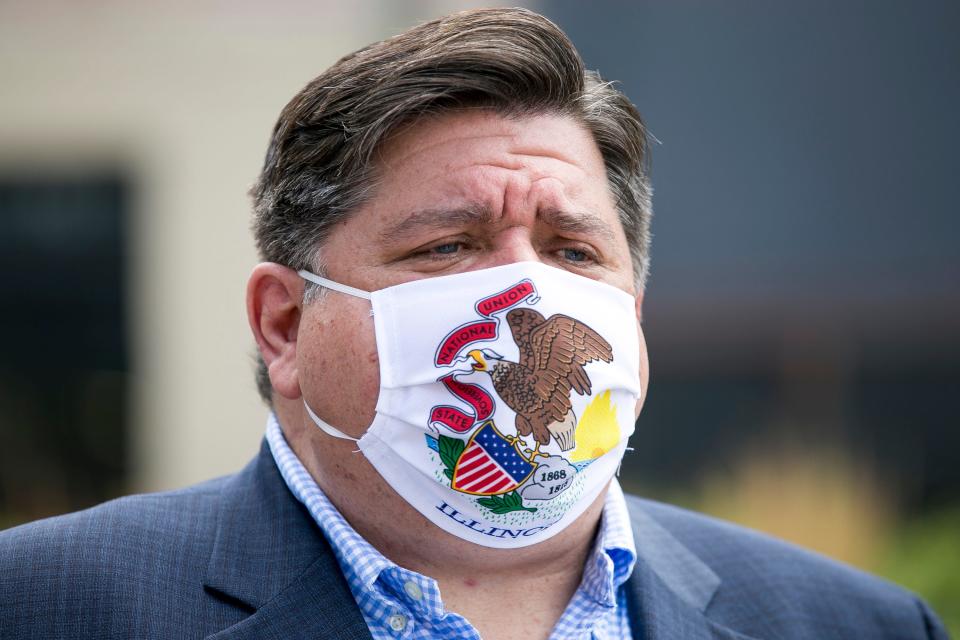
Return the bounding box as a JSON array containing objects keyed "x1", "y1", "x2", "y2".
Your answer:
[{"x1": 0, "y1": 0, "x2": 518, "y2": 492}]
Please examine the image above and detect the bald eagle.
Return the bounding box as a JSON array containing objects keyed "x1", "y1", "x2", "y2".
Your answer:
[{"x1": 468, "y1": 308, "x2": 613, "y2": 452}]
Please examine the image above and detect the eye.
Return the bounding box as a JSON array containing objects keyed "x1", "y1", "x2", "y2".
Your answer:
[
  {"x1": 407, "y1": 239, "x2": 470, "y2": 263},
  {"x1": 432, "y1": 242, "x2": 461, "y2": 255},
  {"x1": 561, "y1": 247, "x2": 590, "y2": 263}
]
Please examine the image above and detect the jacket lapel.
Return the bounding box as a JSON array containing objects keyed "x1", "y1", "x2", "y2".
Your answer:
[
  {"x1": 202, "y1": 440, "x2": 371, "y2": 640},
  {"x1": 625, "y1": 497, "x2": 760, "y2": 640},
  {"x1": 201, "y1": 443, "x2": 762, "y2": 638},
  {"x1": 205, "y1": 551, "x2": 372, "y2": 640}
]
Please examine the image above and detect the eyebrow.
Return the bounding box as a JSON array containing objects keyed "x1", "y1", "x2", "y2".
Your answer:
[
  {"x1": 379, "y1": 204, "x2": 494, "y2": 241},
  {"x1": 539, "y1": 208, "x2": 616, "y2": 242},
  {"x1": 378, "y1": 204, "x2": 616, "y2": 242}
]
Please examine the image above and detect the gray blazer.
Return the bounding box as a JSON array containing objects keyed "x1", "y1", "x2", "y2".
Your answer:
[{"x1": 0, "y1": 441, "x2": 947, "y2": 639}]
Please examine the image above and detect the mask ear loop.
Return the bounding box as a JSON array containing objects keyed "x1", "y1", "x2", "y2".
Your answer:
[
  {"x1": 298, "y1": 268, "x2": 373, "y2": 449},
  {"x1": 304, "y1": 400, "x2": 362, "y2": 453},
  {"x1": 298, "y1": 270, "x2": 372, "y2": 300}
]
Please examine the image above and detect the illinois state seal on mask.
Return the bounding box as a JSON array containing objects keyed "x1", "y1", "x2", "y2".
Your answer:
[{"x1": 301, "y1": 261, "x2": 642, "y2": 548}]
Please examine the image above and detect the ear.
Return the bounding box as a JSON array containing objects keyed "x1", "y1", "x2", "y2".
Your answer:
[
  {"x1": 634, "y1": 290, "x2": 644, "y2": 324},
  {"x1": 247, "y1": 263, "x2": 304, "y2": 400}
]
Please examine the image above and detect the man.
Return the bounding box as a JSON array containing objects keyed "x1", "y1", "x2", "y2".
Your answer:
[{"x1": 0, "y1": 8, "x2": 947, "y2": 640}]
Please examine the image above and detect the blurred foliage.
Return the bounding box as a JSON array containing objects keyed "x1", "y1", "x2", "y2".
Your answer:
[
  {"x1": 691, "y1": 438, "x2": 894, "y2": 569},
  {"x1": 644, "y1": 437, "x2": 959, "y2": 636},
  {"x1": 877, "y1": 506, "x2": 960, "y2": 636}
]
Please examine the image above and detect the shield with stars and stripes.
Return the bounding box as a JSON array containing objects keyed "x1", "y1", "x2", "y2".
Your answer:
[{"x1": 452, "y1": 421, "x2": 536, "y2": 496}]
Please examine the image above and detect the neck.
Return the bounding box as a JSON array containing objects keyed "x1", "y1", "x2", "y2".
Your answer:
[{"x1": 276, "y1": 402, "x2": 606, "y2": 627}]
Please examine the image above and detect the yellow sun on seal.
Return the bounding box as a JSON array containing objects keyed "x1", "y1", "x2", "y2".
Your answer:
[{"x1": 569, "y1": 390, "x2": 622, "y2": 462}]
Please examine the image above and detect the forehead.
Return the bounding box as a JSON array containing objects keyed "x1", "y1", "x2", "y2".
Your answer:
[
  {"x1": 377, "y1": 109, "x2": 606, "y2": 189},
  {"x1": 369, "y1": 110, "x2": 616, "y2": 220}
]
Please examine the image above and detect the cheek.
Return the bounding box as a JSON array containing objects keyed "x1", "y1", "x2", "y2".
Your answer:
[{"x1": 298, "y1": 300, "x2": 381, "y2": 435}]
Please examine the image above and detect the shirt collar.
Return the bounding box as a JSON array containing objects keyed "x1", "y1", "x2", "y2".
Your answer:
[
  {"x1": 265, "y1": 413, "x2": 392, "y2": 590},
  {"x1": 580, "y1": 479, "x2": 638, "y2": 605},
  {"x1": 265, "y1": 412, "x2": 637, "y2": 610}
]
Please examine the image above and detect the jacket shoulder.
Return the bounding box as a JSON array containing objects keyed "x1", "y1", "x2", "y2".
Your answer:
[
  {"x1": 625, "y1": 495, "x2": 948, "y2": 639},
  {"x1": 0, "y1": 475, "x2": 233, "y2": 638},
  {"x1": 2, "y1": 473, "x2": 229, "y2": 541}
]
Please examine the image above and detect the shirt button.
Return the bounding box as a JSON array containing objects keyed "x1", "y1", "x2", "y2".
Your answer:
[
  {"x1": 403, "y1": 580, "x2": 423, "y2": 601},
  {"x1": 388, "y1": 614, "x2": 407, "y2": 632}
]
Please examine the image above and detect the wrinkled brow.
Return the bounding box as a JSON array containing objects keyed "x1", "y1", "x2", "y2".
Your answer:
[
  {"x1": 378, "y1": 204, "x2": 616, "y2": 242},
  {"x1": 379, "y1": 204, "x2": 494, "y2": 241}
]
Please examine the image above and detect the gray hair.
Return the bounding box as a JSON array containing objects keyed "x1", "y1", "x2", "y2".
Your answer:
[{"x1": 250, "y1": 7, "x2": 652, "y2": 404}]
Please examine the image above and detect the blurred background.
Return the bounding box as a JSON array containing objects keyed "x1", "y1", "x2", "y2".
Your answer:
[{"x1": 1, "y1": 0, "x2": 956, "y2": 628}]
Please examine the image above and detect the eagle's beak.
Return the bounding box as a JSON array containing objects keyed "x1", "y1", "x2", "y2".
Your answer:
[{"x1": 468, "y1": 349, "x2": 487, "y2": 371}]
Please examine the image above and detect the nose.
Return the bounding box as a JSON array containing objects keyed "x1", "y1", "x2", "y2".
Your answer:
[{"x1": 483, "y1": 226, "x2": 541, "y2": 269}]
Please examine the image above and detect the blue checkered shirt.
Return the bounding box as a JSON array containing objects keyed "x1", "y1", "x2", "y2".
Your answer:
[{"x1": 266, "y1": 414, "x2": 637, "y2": 639}]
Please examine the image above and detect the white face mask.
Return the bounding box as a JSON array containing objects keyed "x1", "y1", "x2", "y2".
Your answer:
[{"x1": 299, "y1": 261, "x2": 641, "y2": 548}]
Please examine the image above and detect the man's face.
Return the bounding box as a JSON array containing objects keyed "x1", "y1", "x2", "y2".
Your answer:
[{"x1": 295, "y1": 110, "x2": 649, "y2": 436}]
